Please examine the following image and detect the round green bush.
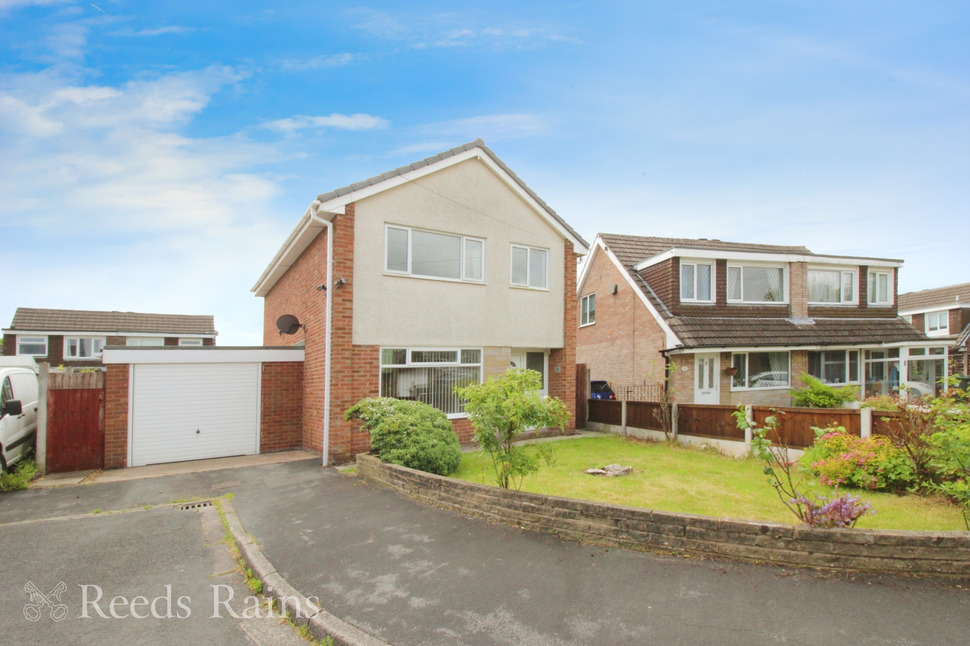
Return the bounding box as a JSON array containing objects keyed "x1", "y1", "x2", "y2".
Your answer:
[{"x1": 345, "y1": 397, "x2": 462, "y2": 476}]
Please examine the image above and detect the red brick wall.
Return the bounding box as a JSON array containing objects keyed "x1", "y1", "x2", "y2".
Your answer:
[
  {"x1": 260, "y1": 361, "x2": 304, "y2": 452},
  {"x1": 548, "y1": 240, "x2": 579, "y2": 430},
  {"x1": 104, "y1": 363, "x2": 129, "y2": 469},
  {"x1": 1, "y1": 334, "x2": 13, "y2": 356},
  {"x1": 577, "y1": 248, "x2": 668, "y2": 388}
]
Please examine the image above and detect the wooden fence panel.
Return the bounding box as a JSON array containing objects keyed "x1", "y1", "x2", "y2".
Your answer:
[
  {"x1": 576, "y1": 363, "x2": 588, "y2": 429},
  {"x1": 47, "y1": 388, "x2": 104, "y2": 472},
  {"x1": 588, "y1": 399, "x2": 622, "y2": 426},
  {"x1": 751, "y1": 406, "x2": 861, "y2": 448},
  {"x1": 627, "y1": 401, "x2": 665, "y2": 431},
  {"x1": 677, "y1": 404, "x2": 744, "y2": 441},
  {"x1": 871, "y1": 410, "x2": 904, "y2": 437}
]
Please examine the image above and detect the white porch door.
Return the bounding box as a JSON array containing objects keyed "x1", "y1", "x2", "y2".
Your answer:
[
  {"x1": 511, "y1": 350, "x2": 548, "y2": 397},
  {"x1": 694, "y1": 353, "x2": 720, "y2": 404}
]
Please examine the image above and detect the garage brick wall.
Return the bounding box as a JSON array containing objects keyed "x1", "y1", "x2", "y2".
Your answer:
[
  {"x1": 260, "y1": 361, "x2": 304, "y2": 453},
  {"x1": 104, "y1": 363, "x2": 129, "y2": 469}
]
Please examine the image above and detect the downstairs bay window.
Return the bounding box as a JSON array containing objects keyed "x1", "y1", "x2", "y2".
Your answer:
[
  {"x1": 731, "y1": 351, "x2": 790, "y2": 389},
  {"x1": 380, "y1": 348, "x2": 483, "y2": 417},
  {"x1": 808, "y1": 350, "x2": 860, "y2": 384}
]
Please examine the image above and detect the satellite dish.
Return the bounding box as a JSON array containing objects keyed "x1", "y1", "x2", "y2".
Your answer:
[{"x1": 276, "y1": 314, "x2": 303, "y2": 335}]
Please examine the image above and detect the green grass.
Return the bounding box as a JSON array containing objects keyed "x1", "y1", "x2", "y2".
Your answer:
[
  {"x1": 451, "y1": 435, "x2": 966, "y2": 532},
  {"x1": 0, "y1": 458, "x2": 38, "y2": 492}
]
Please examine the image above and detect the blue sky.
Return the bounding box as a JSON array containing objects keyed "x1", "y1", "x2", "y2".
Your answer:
[{"x1": 1, "y1": 1, "x2": 967, "y2": 344}]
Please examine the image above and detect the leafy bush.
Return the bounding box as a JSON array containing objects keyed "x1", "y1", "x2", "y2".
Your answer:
[
  {"x1": 345, "y1": 397, "x2": 462, "y2": 476},
  {"x1": 790, "y1": 374, "x2": 858, "y2": 408},
  {"x1": 455, "y1": 368, "x2": 569, "y2": 490},
  {"x1": 0, "y1": 457, "x2": 38, "y2": 492},
  {"x1": 929, "y1": 421, "x2": 970, "y2": 529},
  {"x1": 802, "y1": 426, "x2": 913, "y2": 491}
]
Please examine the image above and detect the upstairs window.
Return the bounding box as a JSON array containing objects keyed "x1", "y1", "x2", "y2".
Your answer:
[
  {"x1": 510, "y1": 245, "x2": 548, "y2": 289},
  {"x1": 680, "y1": 261, "x2": 714, "y2": 302},
  {"x1": 385, "y1": 225, "x2": 484, "y2": 283},
  {"x1": 580, "y1": 293, "x2": 596, "y2": 326},
  {"x1": 127, "y1": 337, "x2": 165, "y2": 346},
  {"x1": 808, "y1": 269, "x2": 856, "y2": 304},
  {"x1": 868, "y1": 270, "x2": 892, "y2": 305},
  {"x1": 65, "y1": 337, "x2": 105, "y2": 360},
  {"x1": 727, "y1": 264, "x2": 785, "y2": 303},
  {"x1": 16, "y1": 336, "x2": 48, "y2": 356},
  {"x1": 926, "y1": 312, "x2": 949, "y2": 335}
]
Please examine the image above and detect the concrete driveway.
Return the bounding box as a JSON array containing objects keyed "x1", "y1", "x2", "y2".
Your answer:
[{"x1": 2, "y1": 456, "x2": 968, "y2": 645}]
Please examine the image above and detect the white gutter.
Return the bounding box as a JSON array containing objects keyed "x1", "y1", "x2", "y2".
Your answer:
[{"x1": 308, "y1": 200, "x2": 334, "y2": 467}]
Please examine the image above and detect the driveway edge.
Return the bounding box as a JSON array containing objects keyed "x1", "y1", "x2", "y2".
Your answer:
[{"x1": 221, "y1": 498, "x2": 392, "y2": 646}]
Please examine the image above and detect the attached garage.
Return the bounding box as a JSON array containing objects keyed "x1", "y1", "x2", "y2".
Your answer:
[
  {"x1": 102, "y1": 346, "x2": 304, "y2": 468},
  {"x1": 130, "y1": 363, "x2": 259, "y2": 466}
]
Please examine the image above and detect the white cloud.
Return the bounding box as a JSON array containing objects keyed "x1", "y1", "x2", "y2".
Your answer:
[
  {"x1": 0, "y1": 0, "x2": 71, "y2": 11},
  {"x1": 45, "y1": 21, "x2": 88, "y2": 59},
  {"x1": 262, "y1": 113, "x2": 389, "y2": 134},
  {"x1": 111, "y1": 25, "x2": 196, "y2": 37},
  {"x1": 279, "y1": 53, "x2": 355, "y2": 72},
  {"x1": 346, "y1": 8, "x2": 408, "y2": 39}
]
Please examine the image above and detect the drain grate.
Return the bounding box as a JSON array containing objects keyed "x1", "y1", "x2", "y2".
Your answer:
[{"x1": 177, "y1": 501, "x2": 213, "y2": 511}]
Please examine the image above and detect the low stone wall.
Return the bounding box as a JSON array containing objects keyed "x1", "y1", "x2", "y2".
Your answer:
[{"x1": 356, "y1": 454, "x2": 970, "y2": 578}]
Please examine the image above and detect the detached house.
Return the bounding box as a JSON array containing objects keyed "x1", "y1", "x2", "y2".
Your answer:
[
  {"x1": 577, "y1": 234, "x2": 943, "y2": 406},
  {"x1": 3, "y1": 308, "x2": 217, "y2": 367},
  {"x1": 252, "y1": 140, "x2": 589, "y2": 464},
  {"x1": 899, "y1": 282, "x2": 970, "y2": 377}
]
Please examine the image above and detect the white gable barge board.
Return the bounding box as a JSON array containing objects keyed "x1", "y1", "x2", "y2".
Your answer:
[{"x1": 103, "y1": 347, "x2": 304, "y2": 364}]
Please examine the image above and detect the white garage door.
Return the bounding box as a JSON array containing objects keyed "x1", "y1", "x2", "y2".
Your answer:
[{"x1": 130, "y1": 363, "x2": 259, "y2": 466}]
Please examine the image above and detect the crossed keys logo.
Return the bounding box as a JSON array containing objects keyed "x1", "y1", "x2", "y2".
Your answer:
[{"x1": 24, "y1": 581, "x2": 69, "y2": 622}]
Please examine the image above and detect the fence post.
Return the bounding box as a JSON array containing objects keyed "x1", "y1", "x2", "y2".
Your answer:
[
  {"x1": 670, "y1": 402, "x2": 678, "y2": 440},
  {"x1": 36, "y1": 363, "x2": 49, "y2": 474},
  {"x1": 743, "y1": 404, "x2": 754, "y2": 451},
  {"x1": 860, "y1": 407, "x2": 872, "y2": 438},
  {"x1": 621, "y1": 400, "x2": 628, "y2": 437}
]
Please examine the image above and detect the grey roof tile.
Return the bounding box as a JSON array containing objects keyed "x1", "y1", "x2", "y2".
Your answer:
[
  {"x1": 8, "y1": 308, "x2": 216, "y2": 335},
  {"x1": 898, "y1": 282, "x2": 970, "y2": 311}
]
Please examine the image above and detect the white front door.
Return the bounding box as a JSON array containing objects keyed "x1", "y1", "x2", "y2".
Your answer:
[
  {"x1": 511, "y1": 350, "x2": 548, "y2": 397},
  {"x1": 694, "y1": 354, "x2": 720, "y2": 404}
]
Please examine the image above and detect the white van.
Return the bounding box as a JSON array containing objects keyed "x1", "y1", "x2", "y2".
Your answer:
[{"x1": 0, "y1": 357, "x2": 39, "y2": 472}]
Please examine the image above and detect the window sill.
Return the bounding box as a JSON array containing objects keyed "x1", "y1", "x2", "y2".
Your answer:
[
  {"x1": 383, "y1": 272, "x2": 486, "y2": 286},
  {"x1": 579, "y1": 322, "x2": 595, "y2": 328},
  {"x1": 510, "y1": 284, "x2": 550, "y2": 292}
]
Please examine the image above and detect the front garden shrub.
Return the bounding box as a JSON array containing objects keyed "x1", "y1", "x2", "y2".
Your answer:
[
  {"x1": 345, "y1": 397, "x2": 462, "y2": 476},
  {"x1": 801, "y1": 426, "x2": 913, "y2": 491},
  {"x1": 790, "y1": 374, "x2": 858, "y2": 408},
  {"x1": 795, "y1": 490, "x2": 873, "y2": 528}
]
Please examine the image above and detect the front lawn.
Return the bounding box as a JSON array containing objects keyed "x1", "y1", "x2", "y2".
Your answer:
[{"x1": 452, "y1": 435, "x2": 965, "y2": 532}]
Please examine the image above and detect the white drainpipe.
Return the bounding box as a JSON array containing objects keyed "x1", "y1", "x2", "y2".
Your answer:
[{"x1": 308, "y1": 202, "x2": 334, "y2": 466}]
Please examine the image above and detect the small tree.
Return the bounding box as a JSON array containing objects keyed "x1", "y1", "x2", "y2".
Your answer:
[{"x1": 455, "y1": 369, "x2": 569, "y2": 489}]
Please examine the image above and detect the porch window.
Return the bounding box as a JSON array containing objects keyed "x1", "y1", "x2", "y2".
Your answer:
[
  {"x1": 808, "y1": 269, "x2": 856, "y2": 304},
  {"x1": 731, "y1": 352, "x2": 790, "y2": 389},
  {"x1": 926, "y1": 312, "x2": 949, "y2": 336},
  {"x1": 867, "y1": 270, "x2": 892, "y2": 305},
  {"x1": 864, "y1": 348, "x2": 900, "y2": 397},
  {"x1": 16, "y1": 336, "x2": 47, "y2": 356},
  {"x1": 380, "y1": 347, "x2": 483, "y2": 417},
  {"x1": 64, "y1": 337, "x2": 105, "y2": 360},
  {"x1": 727, "y1": 264, "x2": 785, "y2": 304},
  {"x1": 680, "y1": 261, "x2": 714, "y2": 302},
  {"x1": 906, "y1": 347, "x2": 946, "y2": 398},
  {"x1": 580, "y1": 293, "x2": 596, "y2": 326},
  {"x1": 385, "y1": 225, "x2": 485, "y2": 283},
  {"x1": 808, "y1": 350, "x2": 860, "y2": 384},
  {"x1": 510, "y1": 245, "x2": 548, "y2": 289}
]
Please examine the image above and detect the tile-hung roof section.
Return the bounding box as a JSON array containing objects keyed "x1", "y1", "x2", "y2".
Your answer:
[
  {"x1": 7, "y1": 308, "x2": 216, "y2": 336},
  {"x1": 667, "y1": 317, "x2": 928, "y2": 350},
  {"x1": 599, "y1": 233, "x2": 812, "y2": 271},
  {"x1": 253, "y1": 139, "x2": 590, "y2": 297},
  {"x1": 898, "y1": 282, "x2": 970, "y2": 312}
]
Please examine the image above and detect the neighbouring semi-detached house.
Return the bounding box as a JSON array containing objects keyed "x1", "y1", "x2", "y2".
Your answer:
[
  {"x1": 252, "y1": 139, "x2": 589, "y2": 464},
  {"x1": 2, "y1": 308, "x2": 217, "y2": 367},
  {"x1": 577, "y1": 234, "x2": 947, "y2": 407},
  {"x1": 899, "y1": 282, "x2": 970, "y2": 377}
]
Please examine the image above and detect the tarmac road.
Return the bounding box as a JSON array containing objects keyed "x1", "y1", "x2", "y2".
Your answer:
[{"x1": 1, "y1": 456, "x2": 967, "y2": 645}]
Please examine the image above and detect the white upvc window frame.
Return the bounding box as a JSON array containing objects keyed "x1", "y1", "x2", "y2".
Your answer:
[
  {"x1": 867, "y1": 269, "x2": 893, "y2": 306},
  {"x1": 726, "y1": 262, "x2": 788, "y2": 304},
  {"x1": 510, "y1": 244, "x2": 549, "y2": 290},
  {"x1": 730, "y1": 351, "x2": 791, "y2": 390},
  {"x1": 64, "y1": 336, "x2": 106, "y2": 360},
  {"x1": 384, "y1": 224, "x2": 485, "y2": 283},
  {"x1": 379, "y1": 347, "x2": 484, "y2": 418},
  {"x1": 926, "y1": 311, "x2": 950, "y2": 336},
  {"x1": 179, "y1": 338, "x2": 204, "y2": 346},
  {"x1": 16, "y1": 335, "x2": 48, "y2": 356},
  {"x1": 680, "y1": 260, "x2": 715, "y2": 303},
  {"x1": 126, "y1": 337, "x2": 165, "y2": 346},
  {"x1": 807, "y1": 267, "x2": 858, "y2": 305},
  {"x1": 808, "y1": 349, "x2": 861, "y2": 385},
  {"x1": 580, "y1": 293, "x2": 596, "y2": 327}
]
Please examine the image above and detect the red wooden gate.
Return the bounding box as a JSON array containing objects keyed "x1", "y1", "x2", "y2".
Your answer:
[{"x1": 47, "y1": 372, "x2": 105, "y2": 472}]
